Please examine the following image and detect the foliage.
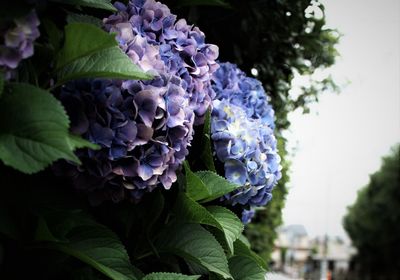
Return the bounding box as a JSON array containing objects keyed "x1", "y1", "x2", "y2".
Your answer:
[
  {"x1": 343, "y1": 145, "x2": 400, "y2": 279},
  {"x1": 0, "y1": 83, "x2": 84, "y2": 173},
  {"x1": 0, "y1": 160, "x2": 266, "y2": 279}
]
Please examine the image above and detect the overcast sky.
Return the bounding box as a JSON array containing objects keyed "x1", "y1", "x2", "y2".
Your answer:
[{"x1": 282, "y1": 0, "x2": 400, "y2": 240}]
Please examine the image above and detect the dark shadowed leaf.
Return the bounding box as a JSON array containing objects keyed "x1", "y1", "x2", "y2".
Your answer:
[
  {"x1": 195, "y1": 171, "x2": 239, "y2": 203},
  {"x1": 36, "y1": 209, "x2": 141, "y2": 280},
  {"x1": 174, "y1": 193, "x2": 220, "y2": 228},
  {"x1": 0, "y1": 83, "x2": 79, "y2": 173},
  {"x1": 156, "y1": 223, "x2": 232, "y2": 279},
  {"x1": 184, "y1": 161, "x2": 210, "y2": 201},
  {"x1": 184, "y1": 162, "x2": 239, "y2": 202},
  {"x1": 228, "y1": 256, "x2": 266, "y2": 280},
  {"x1": 200, "y1": 109, "x2": 216, "y2": 172},
  {"x1": 49, "y1": 0, "x2": 116, "y2": 11},
  {"x1": 53, "y1": 225, "x2": 139, "y2": 280},
  {"x1": 67, "y1": 133, "x2": 99, "y2": 150},
  {"x1": 233, "y1": 238, "x2": 267, "y2": 269},
  {"x1": 67, "y1": 12, "x2": 103, "y2": 27},
  {"x1": 142, "y1": 272, "x2": 200, "y2": 280},
  {"x1": 206, "y1": 206, "x2": 243, "y2": 255},
  {"x1": 42, "y1": 19, "x2": 63, "y2": 52},
  {"x1": 174, "y1": 194, "x2": 242, "y2": 255}
]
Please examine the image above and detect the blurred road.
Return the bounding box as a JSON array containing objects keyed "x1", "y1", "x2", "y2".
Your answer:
[{"x1": 265, "y1": 273, "x2": 300, "y2": 280}]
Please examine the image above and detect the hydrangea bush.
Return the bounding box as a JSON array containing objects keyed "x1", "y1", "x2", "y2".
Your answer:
[
  {"x1": 0, "y1": 1, "x2": 282, "y2": 279},
  {"x1": 211, "y1": 62, "x2": 282, "y2": 223},
  {"x1": 55, "y1": 0, "x2": 221, "y2": 203}
]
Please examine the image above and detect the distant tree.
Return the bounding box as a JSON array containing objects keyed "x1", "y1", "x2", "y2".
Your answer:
[{"x1": 343, "y1": 145, "x2": 400, "y2": 280}]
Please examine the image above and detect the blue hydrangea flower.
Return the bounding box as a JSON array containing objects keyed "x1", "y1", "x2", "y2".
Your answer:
[
  {"x1": 211, "y1": 63, "x2": 282, "y2": 213},
  {"x1": 57, "y1": 10, "x2": 198, "y2": 203},
  {"x1": 213, "y1": 62, "x2": 275, "y2": 128},
  {"x1": 103, "y1": 0, "x2": 219, "y2": 124},
  {"x1": 59, "y1": 74, "x2": 194, "y2": 203},
  {"x1": 0, "y1": 11, "x2": 40, "y2": 79}
]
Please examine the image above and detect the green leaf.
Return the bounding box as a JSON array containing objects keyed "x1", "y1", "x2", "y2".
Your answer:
[
  {"x1": 67, "y1": 12, "x2": 103, "y2": 27},
  {"x1": 228, "y1": 256, "x2": 266, "y2": 280},
  {"x1": 238, "y1": 234, "x2": 251, "y2": 248},
  {"x1": 197, "y1": 171, "x2": 240, "y2": 203},
  {"x1": 200, "y1": 109, "x2": 216, "y2": 172},
  {"x1": 56, "y1": 23, "x2": 115, "y2": 69},
  {"x1": 174, "y1": 193, "x2": 221, "y2": 228},
  {"x1": 57, "y1": 47, "x2": 152, "y2": 84},
  {"x1": 52, "y1": 225, "x2": 139, "y2": 280},
  {"x1": 184, "y1": 162, "x2": 239, "y2": 203},
  {"x1": 49, "y1": 0, "x2": 117, "y2": 11},
  {"x1": 184, "y1": 161, "x2": 210, "y2": 201},
  {"x1": 206, "y1": 206, "x2": 243, "y2": 255},
  {"x1": 0, "y1": 83, "x2": 80, "y2": 173},
  {"x1": 35, "y1": 216, "x2": 62, "y2": 242},
  {"x1": 142, "y1": 272, "x2": 200, "y2": 280},
  {"x1": 56, "y1": 23, "x2": 152, "y2": 85},
  {"x1": 156, "y1": 223, "x2": 232, "y2": 279},
  {"x1": 233, "y1": 238, "x2": 267, "y2": 270},
  {"x1": 42, "y1": 19, "x2": 63, "y2": 52},
  {"x1": 209, "y1": 273, "x2": 224, "y2": 280},
  {"x1": 36, "y1": 209, "x2": 140, "y2": 280},
  {"x1": 173, "y1": 194, "x2": 243, "y2": 256},
  {"x1": 186, "y1": 259, "x2": 210, "y2": 275},
  {"x1": 35, "y1": 209, "x2": 97, "y2": 242},
  {"x1": 67, "y1": 133, "x2": 100, "y2": 150}
]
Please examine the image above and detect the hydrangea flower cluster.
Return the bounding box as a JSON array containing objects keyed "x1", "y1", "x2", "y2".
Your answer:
[
  {"x1": 0, "y1": 11, "x2": 40, "y2": 79},
  {"x1": 103, "y1": 0, "x2": 219, "y2": 124},
  {"x1": 211, "y1": 62, "x2": 282, "y2": 223},
  {"x1": 59, "y1": 74, "x2": 194, "y2": 203},
  {"x1": 58, "y1": 0, "x2": 218, "y2": 203}
]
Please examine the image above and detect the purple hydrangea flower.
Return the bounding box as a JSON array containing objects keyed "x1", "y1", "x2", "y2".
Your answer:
[
  {"x1": 0, "y1": 11, "x2": 40, "y2": 79},
  {"x1": 103, "y1": 0, "x2": 219, "y2": 124},
  {"x1": 211, "y1": 63, "x2": 282, "y2": 212},
  {"x1": 59, "y1": 74, "x2": 194, "y2": 203},
  {"x1": 58, "y1": 12, "x2": 197, "y2": 203}
]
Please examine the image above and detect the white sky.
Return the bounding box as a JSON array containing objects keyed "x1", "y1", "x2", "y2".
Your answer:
[{"x1": 282, "y1": 0, "x2": 400, "y2": 240}]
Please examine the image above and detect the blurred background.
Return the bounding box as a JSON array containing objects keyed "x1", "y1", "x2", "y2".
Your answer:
[
  {"x1": 280, "y1": 0, "x2": 399, "y2": 278},
  {"x1": 168, "y1": 0, "x2": 400, "y2": 279}
]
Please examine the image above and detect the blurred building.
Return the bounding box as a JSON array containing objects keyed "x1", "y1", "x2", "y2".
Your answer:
[{"x1": 271, "y1": 225, "x2": 355, "y2": 280}]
